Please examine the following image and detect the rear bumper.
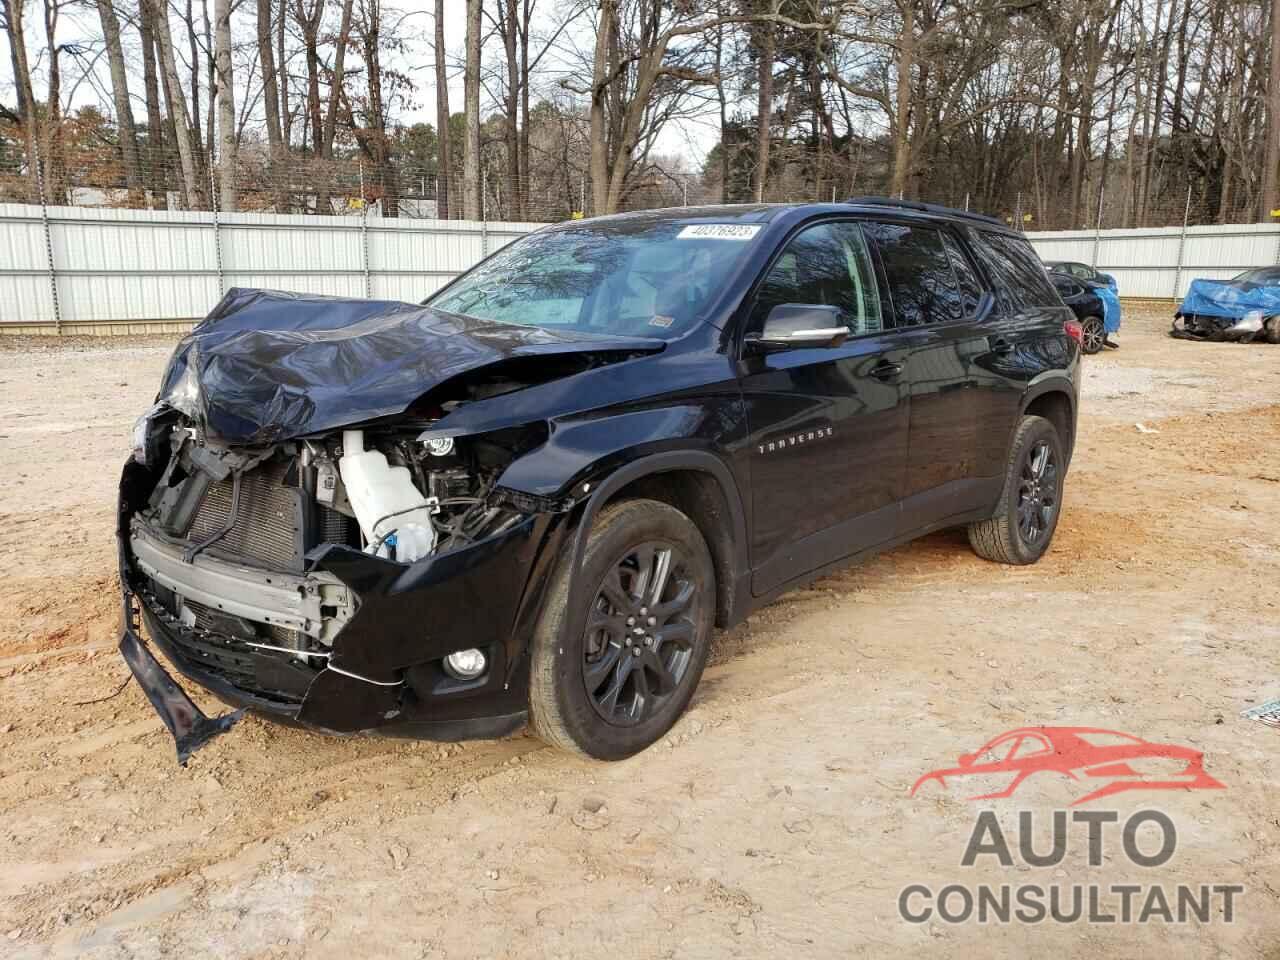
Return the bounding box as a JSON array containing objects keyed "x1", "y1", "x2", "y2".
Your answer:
[{"x1": 117, "y1": 461, "x2": 570, "y2": 759}]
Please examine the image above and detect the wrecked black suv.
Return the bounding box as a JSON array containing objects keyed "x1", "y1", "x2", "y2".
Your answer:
[{"x1": 119, "y1": 198, "x2": 1082, "y2": 763}]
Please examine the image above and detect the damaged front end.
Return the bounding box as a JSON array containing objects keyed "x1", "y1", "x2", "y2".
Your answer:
[
  {"x1": 114, "y1": 290, "x2": 652, "y2": 762},
  {"x1": 120, "y1": 411, "x2": 575, "y2": 762}
]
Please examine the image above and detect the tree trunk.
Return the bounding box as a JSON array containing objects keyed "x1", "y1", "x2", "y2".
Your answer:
[
  {"x1": 257, "y1": 0, "x2": 283, "y2": 152},
  {"x1": 890, "y1": 3, "x2": 915, "y2": 199},
  {"x1": 95, "y1": 0, "x2": 143, "y2": 192},
  {"x1": 256, "y1": 0, "x2": 287, "y2": 210},
  {"x1": 2, "y1": 0, "x2": 38, "y2": 198},
  {"x1": 151, "y1": 0, "x2": 204, "y2": 207},
  {"x1": 588, "y1": 0, "x2": 614, "y2": 214},
  {"x1": 1261, "y1": 0, "x2": 1280, "y2": 219},
  {"x1": 277, "y1": 0, "x2": 291, "y2": 147},
  {"x1": 502, "y1": 0, "x2": 521, "y2": 219},
  {"x1": 753, "y1": 18, "x2": 774, "y2": 202},
  {"x1": 138, "y1": 1, "x2": 167, "y2": 201},
  {"x1": 519, "y1": 0, "x2": 531, "y2": 219},
  {"x1": 463, "y1": 0, "x2": 483, "y2": 220},
  {"x1": 434, "y1": 0, "x2": 452, "y2": 219},
  {"x1": 41, "y1": 0, "x2": 66, "y2": 203},
  {"x1": 321, "y1": 0, "x2": 354, "y2": 158},
  {"x1": 213, "y1": 0, "x2": 237, "y2": 210}
]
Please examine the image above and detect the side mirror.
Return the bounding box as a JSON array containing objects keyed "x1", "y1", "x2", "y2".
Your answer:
[{"x1": 745, "y1": 304, "x2": 849, "y2": 353}]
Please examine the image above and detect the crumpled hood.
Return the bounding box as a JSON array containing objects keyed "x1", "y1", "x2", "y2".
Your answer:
[{"x1": 158, "y1": 288, "x2": 664, "y2": 443}]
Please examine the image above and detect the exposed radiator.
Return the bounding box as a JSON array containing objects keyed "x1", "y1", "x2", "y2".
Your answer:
[{"x1": 188, "y1": 458, "x2": 302, "y2": 569}]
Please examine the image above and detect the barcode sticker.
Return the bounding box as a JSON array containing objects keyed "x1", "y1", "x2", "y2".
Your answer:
[{"x1": 677, "y1": 224, "x2": 762, "y2": 241}]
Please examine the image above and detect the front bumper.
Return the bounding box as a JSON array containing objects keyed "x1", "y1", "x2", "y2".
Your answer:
[{"x1": 118, "y1": 463, "x2": 569, "y2": 761}]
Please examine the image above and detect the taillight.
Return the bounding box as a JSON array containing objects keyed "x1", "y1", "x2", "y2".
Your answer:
[{"x1": 1064, "y1": 319, "x2": 1083, "y2": 345}]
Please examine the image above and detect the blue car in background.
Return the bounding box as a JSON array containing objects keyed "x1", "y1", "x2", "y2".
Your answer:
[
  {"x1": 1173, "y1": 267, "x2": 1280, "y2": 343},
  {"x1": 1049, "y1": 267, "x2": 1122, "y2": 355}
]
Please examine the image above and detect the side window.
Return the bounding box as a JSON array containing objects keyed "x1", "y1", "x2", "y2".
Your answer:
[
  {"x1": 940, "y1": 230, "x2": 985, "y2": 317},
  {"x1": 750, "y1": 222, "x2": 883, "y2": 336},
  {"x1": 866, "y1": 222, "x2": 964, "y2": 327},
  {"x1": 972, "y1": 230, "x2": 1061, "y2": 308},
  {"x1": 1070, "y1": 263, "x2": 1092, "y2": 280}
]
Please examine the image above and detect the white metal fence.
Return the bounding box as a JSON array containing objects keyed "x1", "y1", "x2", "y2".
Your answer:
[
  {"x1": 3, "y1": 203, "x2": 1280, "y2": 332},
  {"x1": 1026, "y1": 222, "x2": 1280, "y2": 300},
  {"x1": 0, "y1": 203, "x2": 541, "y2": 333}
]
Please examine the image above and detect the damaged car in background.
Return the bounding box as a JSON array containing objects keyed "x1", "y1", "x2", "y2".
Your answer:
[
  {"x1": 1172, "y1": 266, "x2": 1280, "y2": 343},
  {"x1": 119, "y1": 199, "x2": 1081, "y2": 764}
]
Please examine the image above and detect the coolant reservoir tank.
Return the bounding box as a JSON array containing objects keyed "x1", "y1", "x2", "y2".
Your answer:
[{"x1": 338, "y1": 429, "x2": 437, "y2": 561}]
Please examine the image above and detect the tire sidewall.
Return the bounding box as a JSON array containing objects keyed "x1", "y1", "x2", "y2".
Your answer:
[
  {"x1": 1002, "y1": 418, "x2": 1065, "y2": 563},
  {"x1": 540, "y1": 501, "x2": 715, "y2": 760}
]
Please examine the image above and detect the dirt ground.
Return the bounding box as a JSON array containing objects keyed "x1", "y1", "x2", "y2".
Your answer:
[{"x1": 1, "y1": 306, "x2": 1278, "y2": 959}]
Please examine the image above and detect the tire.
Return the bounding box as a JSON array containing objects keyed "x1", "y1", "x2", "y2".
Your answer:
[
  {"x1": 967, "y1": 415, "x2": 1065, "y2": 565},
  {"x1": 1265, "y1": 317, "x2": 1280, "y2": 345},
  {"x1": 1081, "y1": 315, "x2": 1105, "y2": 354},
  {"x1": 528, "y1": 498, "x2": 715, "y2": 759}
]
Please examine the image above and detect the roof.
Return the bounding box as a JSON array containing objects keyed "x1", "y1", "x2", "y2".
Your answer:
[{"x1": 566, "y1": 197, "x2": 1013, "y2": 232}]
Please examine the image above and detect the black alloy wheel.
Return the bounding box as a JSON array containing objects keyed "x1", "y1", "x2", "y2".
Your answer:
[
  {"x1": 1016, "y1": 440, "x2": 1059, "y2": 545},
  {"x1": 582, "y1": 541, "x2": 698, "y2": 726}
]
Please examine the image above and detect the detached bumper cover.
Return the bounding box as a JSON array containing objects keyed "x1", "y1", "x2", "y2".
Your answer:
[{"x1": 118, "y1": 624, "x2": 243, "y2": 765}]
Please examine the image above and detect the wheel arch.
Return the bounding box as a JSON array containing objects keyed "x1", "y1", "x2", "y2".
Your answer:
[
  {"x1": 566, "y1": 452, "x2": 749, "y2": 630},
  {"x1": 1021, "y1": 382, "x2": 1077, "y2": 465}
]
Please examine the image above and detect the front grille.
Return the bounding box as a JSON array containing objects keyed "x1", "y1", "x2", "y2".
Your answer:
[{"x1": 188, "y1": 458, "x2": 302, "y2": 569}]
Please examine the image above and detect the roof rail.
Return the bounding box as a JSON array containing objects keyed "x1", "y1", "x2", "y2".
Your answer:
[{"x1": 843, "y1": 196, "x2": 1005, "y2": 227}]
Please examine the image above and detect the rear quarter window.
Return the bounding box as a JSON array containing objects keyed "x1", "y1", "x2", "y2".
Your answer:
[{"x1": 972, "y1": 230, "x2": 1060, "y2": 309}]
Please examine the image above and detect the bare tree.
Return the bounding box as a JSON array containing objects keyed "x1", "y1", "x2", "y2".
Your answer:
[
  {"x1": 1261, "y1": 0, "x2": 1280, "y2": 218},
  {"x1": 463, "y1": 0, "x2": 483, "y2": 219},
  {"x1": 213, "y1": 0, "x2": 238, "y2": 209},
  {"x1": 434, "y1": 0, "x2": 451, "y2": 218},
  {"x1": 95, "y1": 0, "x2": 143, "y2": 191},
  {"x1": 150, "y1": 0, "x2": 205, "y2": 206}
]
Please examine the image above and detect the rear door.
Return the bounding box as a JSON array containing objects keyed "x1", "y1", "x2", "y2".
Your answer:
[
  {"x1": 738, "y1": 219, "x2": 910, "y2": 596},
  {"x1": 864, "y1": 220, "x2": 1018, "y2": 531}
]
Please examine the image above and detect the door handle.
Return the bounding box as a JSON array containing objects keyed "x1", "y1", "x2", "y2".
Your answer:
[
  {"x1": 991, "y1": 337, "x2": 1015, "y2": 355},
  {"x1": 869, "y1": 359, "x2": 903, "y2": 381}
]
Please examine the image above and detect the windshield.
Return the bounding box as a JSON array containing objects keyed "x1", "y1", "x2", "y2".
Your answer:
[
  {"x1": 427, "y1": 219, "x2": 762, "y2": 338},
  {"x1": 1230, "y1": 267, "x2": 1280, "y2": 285}
]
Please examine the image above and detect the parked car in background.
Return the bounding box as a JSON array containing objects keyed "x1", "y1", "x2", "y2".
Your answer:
[
  {"x1": 1044, "y1": 260, "x2": 1118, "y2": 293},
  {"x1": 1173, "y1": 267, "x2": 1280, "y2": 343},
  {"x1": 1049, "y1": 273, "x2": 1119, "y2": 354},
  {"x1": 118, "y1": 198, "x2": 1082, "y2": 764}
]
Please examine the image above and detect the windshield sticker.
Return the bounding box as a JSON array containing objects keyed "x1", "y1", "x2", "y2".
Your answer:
[
  {"x1": 677, "y1": 224, "x2": 762, "y2": 241},
  {"x1": 649, "y1": 314, "x2": 675, "y2": 328}
]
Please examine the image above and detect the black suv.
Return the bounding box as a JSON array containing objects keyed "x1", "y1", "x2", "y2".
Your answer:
[{"x1": 119, "y1": 199, "x2": 1081, "y2": 763}]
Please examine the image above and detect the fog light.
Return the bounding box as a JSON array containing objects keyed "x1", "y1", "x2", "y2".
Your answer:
[{"x1": 443, "y1": 648, "x2": 487, "y2": 680}]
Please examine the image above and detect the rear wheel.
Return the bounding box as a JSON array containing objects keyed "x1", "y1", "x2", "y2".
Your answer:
[
  {"x1": 529, "y1": 499, "x2": 715, "y2": 759},
  {"x1": 1081, "y1": 316, "x2": 1105, "y2": 354},
  {"x1": 968, "y1": 415, "x2": 1065, "y2": 565},
  {"x1": 1265, "y1": 316, "x2": 1280, "y2": 345}
]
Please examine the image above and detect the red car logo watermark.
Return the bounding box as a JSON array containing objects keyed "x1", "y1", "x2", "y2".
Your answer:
[{"x1": 910, "y1": 726, "x2": 1224, "y2": 806}]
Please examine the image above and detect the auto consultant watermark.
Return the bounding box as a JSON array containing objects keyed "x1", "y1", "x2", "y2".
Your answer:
[{"x1": 899, "y1": 727, "x2": 1241, "y2": 926}]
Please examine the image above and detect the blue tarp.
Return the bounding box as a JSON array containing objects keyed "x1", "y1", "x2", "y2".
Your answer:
[
  {"x1": 1178, "y1": 279, "x2": 1280, "y2": 319},
  {"x1": 1098, "y1": 286, "x2": 1122, "y2": 333}
]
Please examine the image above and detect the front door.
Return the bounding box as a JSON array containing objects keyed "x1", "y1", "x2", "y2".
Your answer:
[{"x1": 739, "y1": 220, "x2": 910, "y2": 596}]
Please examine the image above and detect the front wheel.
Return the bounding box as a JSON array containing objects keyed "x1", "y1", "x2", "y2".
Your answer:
[
  {"x1": 1081, "y1": 316, "x2": 1106, "y2": 354},
  {"x1": 529, "y1": 499, "x2": 715, "y2": 759},
  {"x1": 968, "y1": 415, "x2": 1065, "y2": 565}
]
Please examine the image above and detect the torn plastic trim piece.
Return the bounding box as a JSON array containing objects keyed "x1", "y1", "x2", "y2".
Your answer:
[{"x1": 119, "y1": 621, "x2": 243, "y2": 765}]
